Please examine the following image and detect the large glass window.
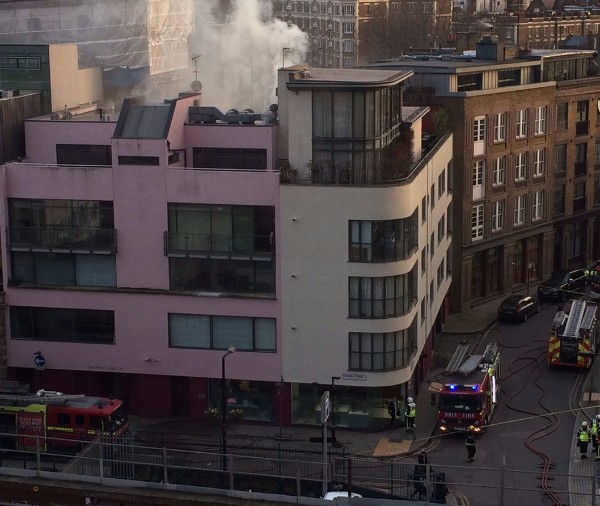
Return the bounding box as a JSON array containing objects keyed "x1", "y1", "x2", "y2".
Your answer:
[
  {"x1": 167, "y1": 204, "x2": 274, "y2": 257},
  {"x1": 311, "y1": 86, "x2": 403, "y2": 184},
  {"x1": 10, "y1": 306, "x2": 114, "y2": 344},
  {"x1": 169, "y1": 313, "x2": 276, "y2": 351},
  {"x1": 207, "y1": 379, "x2": 275, "y2": 422},
  {"x1": 348, "y1": 267, "x2": 417, "y2": 318},
  {"x1": 11, "y1": 252, "x2": 116, "y2": 287},
  {"x1": 349, "y1": 210, "x2": 418, "y2": 262},
  {"x1": 8, "y1": 199, "x2": 115, "y2": 252},
  {"x1": 557, "y1": 102, "x2": 568, "y2": 130},
  {"x1": 169, "y1": 258, "x2": 275, "y2": 294},
  {"x1": 472, "y1": 204, "x2": 484, "y2": 240},
  {"x1": 349, "y1": 317, "x2": 417, "y2": 371},
  {"x1": 555, "y1": 144, "x2": 567, "y2": 174},
  {"x1": 192, "y1": 148, "x2": 267, "y2": 170}
]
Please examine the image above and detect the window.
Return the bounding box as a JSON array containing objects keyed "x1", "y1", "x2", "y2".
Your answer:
[
  {"x1": 575, "y1": 142, "x2": 588, "y2": 176},
  {"x1": 514, "y1": 195, "x2": 526, "y2": 225},
  {"x1": 492, "y1": 156, "x2": 506, "y2": 186},
  {"x1": 491, "y1": 200, "x2": 504, "y2": 232},
  {"x1": 11, "y1": 252, "x2": 116, "y2": 287},
  {"x1": 471, "y1": 204, "x2": 484, "y2": 240},
  {"x1": 342, "y1": 40, "x2": 354, "y2": 52},
  {"x1": 447, "y1": 203, "x2": 452, "y2": 236},
  {"x1": 56, "y1": 144, "x2": 112, "y2": 166},
  {"x1": 10, "y1": 307, "x2": 115, "y2": 344},
  {"x1": 349, "y1": 211, "x2": 419, "y2": 262},
  {"x1": 532, "y1": 190, "x2": 544, "y2": 221},
  {"x1": 117, "y1": 156, "x2": 159, "y2": 166},
  {"x1": 437, "y1": 259, "x2": 445, "y2": 287},
  {"x1": 533, "y1": 148, "x2": 545, "y2": 177},
  {"x1": 348, "y1": 317, "x2": 417, "y2": 371},
  {"x1": 574, "y1": 182, "x2": 586, "y2": 212},
  {"x1": 458, "y1": 74, "x2": 483, "y2": 92},
  {"x1": 430, "y1": 232, "x2": 435, "y2": 258},
  {"x1": 438, "y1": 169, "x2": 446, "y2": 197},
  {"x1": 421, "y1": 248, "x2": 427, "y2": 274},
  {"x1": 594, "y1": 176, "x2": 600, "y2": 205},
  {"x1": 515, "y1": 109, "x2": 528, "y2": 138},
  {"x1": 515, "y1": 152, "x2": 527, "y2": 181},
  {"x1": 193, "y1": 148, "x2": 267, "y2": 170},
  {"x1": 169, "y1": 314, "x2": 276, "y2": 351},
  {"x1": 430, "y1": 184, "x2": 435, "y2": 209},
  {"x1": 472, "y1": 159, "x2": 484, "y2": 200},
  {"x1": 342, "y1": 3, "x2": 355, "y2": 15},
  {"x1": 421, "y1": 196, "x2": 427, "y2": 222},
  {"x1": 595, "y1": 141, "x2": 600, "y2": 169},
  {"x1": 534, "y1": 106, "x2": 547, "y2": 135},
  {"x1": 498, "y1": 69, "x2": 520, "y2": 87},
  {"x1": 473, "y1": 116, "x2": 485, "y2": 142},
  {"x1": 555, "y1": 144, "x2": 567, "y2": 174},
  {"x1": 342, "y1": 22, "x2": 354, "y2": 33},
  {"x1": 557, "y1": 102, "x2": 568, "y2": 130},
  {"x1": 437, "y1": 217, "x2": 445, "y2": 242},
  {"x1": 554, "y1": 185, "x2": 565, "y2": 215},
  {"x1": 493, "y1": 112, "x2": 507, "y2": 142},
  {"x1": 348, "y1": 268, "x2": 417, "y2": 318},
  {"x1": 576, "y1": 100, "x2": 589, "y2": 135}
]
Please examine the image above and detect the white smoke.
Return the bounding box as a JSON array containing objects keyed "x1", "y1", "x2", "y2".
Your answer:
[{"x1": 189, "y1": 0, "x2": 308, "y2": 112}]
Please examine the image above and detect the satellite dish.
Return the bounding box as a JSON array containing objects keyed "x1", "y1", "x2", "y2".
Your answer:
[{"x1": 191, "y1": 80, "x2": 203, "y2": 92}]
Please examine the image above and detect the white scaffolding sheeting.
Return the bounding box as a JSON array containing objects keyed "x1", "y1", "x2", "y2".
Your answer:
[{"x1": 0, "y1": 0, "x2": 194, "y2": 74}]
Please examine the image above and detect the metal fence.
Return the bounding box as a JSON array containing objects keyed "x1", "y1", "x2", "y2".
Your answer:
[{"x1": 0, "y1": 432, "x2": 597, "y2": 505}]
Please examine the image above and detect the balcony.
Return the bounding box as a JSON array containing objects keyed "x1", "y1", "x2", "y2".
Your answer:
[
  {"x1": 165, "y1": 232, "x2": 274, "y2": 260},
  {"x1": 8, "y1": 226, "x2": 116, "y2": 254}
]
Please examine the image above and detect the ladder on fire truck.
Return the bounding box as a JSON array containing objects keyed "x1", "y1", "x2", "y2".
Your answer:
[
  {"x1": 446, "y1": 342, "x2": 498, "y2": 376},
  {"x1": 0, "y1": 390, "x2": 85, "y2": 406},
  {"x1": 563, "y1": 300, "x2": 587, "y2": 338}
]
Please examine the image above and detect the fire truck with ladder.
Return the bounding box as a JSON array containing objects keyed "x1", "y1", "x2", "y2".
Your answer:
[
  {"x1": 437, "y1": 342, "x2": 500, "y2": 433},
  {"x1": 0, "y1": 385, "x2": 128, "y2": 452},
  {"x1": 548, "y1": 299, "x2": 599, "y2": 368}
]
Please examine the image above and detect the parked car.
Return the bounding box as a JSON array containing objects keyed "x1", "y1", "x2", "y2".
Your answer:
[
  {"x1": 536, "y1": 268, "x2": 587, "y2": 301},
  {"x1": 498, "y1": 295, "x2": 540, "y2": 322}
]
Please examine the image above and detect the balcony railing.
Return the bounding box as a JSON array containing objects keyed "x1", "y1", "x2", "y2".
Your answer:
[
  {"x1": 165, "y1": 232, "x2": 274, "y2": 260},
  {"x1": 8, "y1": 226, "x2": 116, "y2": 253}
]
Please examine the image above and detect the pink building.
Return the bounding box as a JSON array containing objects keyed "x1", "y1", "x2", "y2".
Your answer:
[{"x1": 0, "y1": 93, "x2": 284, "y2": 421}]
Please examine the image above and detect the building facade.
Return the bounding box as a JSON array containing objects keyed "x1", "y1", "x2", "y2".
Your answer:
[
  {"x1": 0, "y1": 60, "x2": 453, "y2": 429},
  {"x1": 371, "y1": 36, "x2": 600, "y2": 311},
  {"x1": 273, "y1": 0, "x2": 452, "y2": 68}
]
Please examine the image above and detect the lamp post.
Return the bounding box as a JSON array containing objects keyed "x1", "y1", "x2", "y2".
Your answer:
[
  {"x1": 221, "y1": 346, "x2": 235, "y2": 471},
  {"x1": 331, "y1": 376, "x2": 341, "y2": 444},
  {"x1": 527, "y1": 261, "x2": 534, "y2": 295}
]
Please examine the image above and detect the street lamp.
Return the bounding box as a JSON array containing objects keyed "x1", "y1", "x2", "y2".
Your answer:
[
  {"x1": 221, "y1": 346, "x2": 235, "y2": 470},
  {"x1": 527, "y1": 261, "x2": 534, "y2": 295},
  {"x1": 331, "y1": 376, "x2": 341, "y2": 444}
]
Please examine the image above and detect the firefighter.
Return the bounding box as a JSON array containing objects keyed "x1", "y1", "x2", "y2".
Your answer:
[
  {"x1": 387, "y1": 398, "x2": 397, "y2": 426},
  {"x1": 578, "y1": 421, "x2": 591, "y2": 459},
  {"x1": 466, "y1": 426, "x2": 477, "y2": 463},
  {"x1": 592, "y1": 416, "x2": 600, "y2": 455},
  {"x1": 405, "y1": 397, "x2": 416, "y2": 432}
]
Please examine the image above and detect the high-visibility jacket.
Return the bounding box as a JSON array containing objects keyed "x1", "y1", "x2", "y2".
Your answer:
[
  {"x1": 406, "y1": 403, "x2": 416, "y2": 418},
  {"x1": 579, "y1": 428, "x2": 591, "y2": 443},
  {"x1": 466, "y1": 434, "x2": 476, "y2": 447},
  {"x1": 592, "y1": 421, "x2": 599, "y2": 437}
]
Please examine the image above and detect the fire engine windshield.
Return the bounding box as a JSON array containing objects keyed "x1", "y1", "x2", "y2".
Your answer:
[{"x1": 439, "y1": 394, "x2": 482, "y2": 412}]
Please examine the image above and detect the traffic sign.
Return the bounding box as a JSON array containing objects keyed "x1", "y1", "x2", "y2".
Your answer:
[{"x1": 34, "y1": 355, "x2": 45, "y2": 368}]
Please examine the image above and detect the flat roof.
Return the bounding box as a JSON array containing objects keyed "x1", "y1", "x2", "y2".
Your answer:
[{"x1": 284, "y1": 65, "x2": 412, "y2": 89}]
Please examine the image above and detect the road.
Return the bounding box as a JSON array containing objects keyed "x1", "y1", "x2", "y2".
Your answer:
[{"x1": 424, "y1": 302, "x2": 583, "y2": 506}]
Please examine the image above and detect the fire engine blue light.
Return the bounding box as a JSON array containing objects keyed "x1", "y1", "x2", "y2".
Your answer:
[
  {"x1": 472, "y1": 385, "x2": 478, "y2": 391},
  {"x1": 449, "y1": 385, "x2": 456, "y2": 390}
]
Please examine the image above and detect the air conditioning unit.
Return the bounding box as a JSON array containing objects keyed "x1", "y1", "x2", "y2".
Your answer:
[{"x1": 0, "y1": 90, "x2": 15, "y2": 98}]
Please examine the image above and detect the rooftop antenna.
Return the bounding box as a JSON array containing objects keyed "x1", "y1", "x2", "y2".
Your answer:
[{"x1": 191, "y1": 55, "x2": 202, "y2": 93}]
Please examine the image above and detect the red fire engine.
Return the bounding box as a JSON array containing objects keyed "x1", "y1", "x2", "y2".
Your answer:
[
  {"x1": 437, "y1": 342, "x2": 500, "y2": 434},
  {"x1": 0, "y1": 388, "x2": 128, "y2": 451},
  {"x1": 548, "y1": 299, "x2": 599, "y2": 369}
]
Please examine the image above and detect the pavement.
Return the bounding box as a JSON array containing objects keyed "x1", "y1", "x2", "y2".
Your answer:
[{"x1": 129, "y1": 288, "x2": 600, "y2": 503}]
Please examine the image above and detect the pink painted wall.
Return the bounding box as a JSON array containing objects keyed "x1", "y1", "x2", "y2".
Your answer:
[{"x1": 1, "y1": 95, "x2": 283, "y2": 387}]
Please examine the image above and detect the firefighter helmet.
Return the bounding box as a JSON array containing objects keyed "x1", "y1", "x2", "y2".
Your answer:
[
  {"x1": 583, "y1": 421, "x2": 588, "y2": 427},
  {"x1": 469, "y1": 425, "x2": 475, "y2": 431},
  {"x1": 407, "y1": 397, "x2": 413, "y2": 403}
]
